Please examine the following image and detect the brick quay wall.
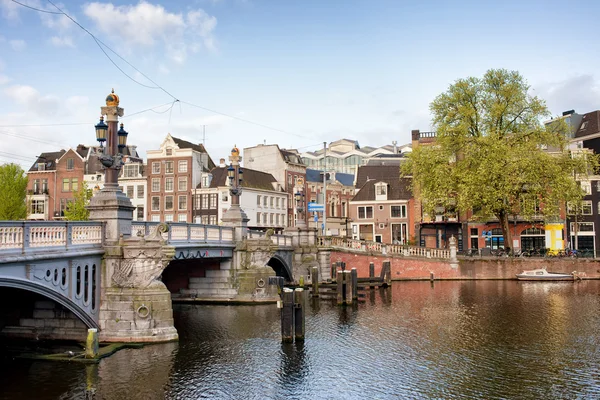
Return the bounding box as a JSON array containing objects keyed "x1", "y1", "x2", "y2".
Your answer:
[{"x1": 330, "y1": 251, "x2": 600, "y2": 280}]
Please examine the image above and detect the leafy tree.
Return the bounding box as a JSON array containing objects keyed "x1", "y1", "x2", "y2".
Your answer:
[
  {"x1": 64, "y1": 181, "x2": 92, "y2": 221},
  {"x1": 0, "y1": 163, "x2": 28, "y2": 220},
  {"x1": 402, "y1": 69, "x2": 597, "y2": 250}
]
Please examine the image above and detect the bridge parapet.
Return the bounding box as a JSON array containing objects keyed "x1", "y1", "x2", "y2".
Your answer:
[
  {"x1": 0, "y1": 221, "x2": 103, "y2": 256},
  {"x1": 317, "y1": 236, "x2": 451, "y2": 259},
  {"x1": 247, "y1": 230, "x2": 294, "y2": 248},
  {"x1": 132, "y1": 222, "x2": 234, "y2": 244}
]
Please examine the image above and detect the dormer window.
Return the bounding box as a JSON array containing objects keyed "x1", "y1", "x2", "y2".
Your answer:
[
  {"x1": 375, "y1": 182, "x2": 388, "y2": 201},
  {"x1": 166, "y1": 148, "x2": 172, "y2": 156},
  {"x1": 37, "y1": 163, "x2": 45, "y2": 171}
]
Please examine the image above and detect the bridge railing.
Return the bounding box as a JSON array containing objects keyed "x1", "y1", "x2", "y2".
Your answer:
[
  {"x1": 247, "y1": 230, "x2": 294, "y2": 247},
  {"x1": 317, "y1": 236, "x2": 451, "y2": 259},
  {"x1": 0, "y1": 221, "x2": 104, "y2": 254},
  {"x1": 132, "y1": 222, "x2": 235, "y2": 244}
]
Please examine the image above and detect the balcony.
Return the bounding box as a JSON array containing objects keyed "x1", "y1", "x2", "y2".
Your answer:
[{"x1": 27, "y1": 189, "x2": 49, "y2": 196}]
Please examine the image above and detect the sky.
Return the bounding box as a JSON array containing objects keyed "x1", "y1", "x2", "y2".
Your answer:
[{"x1": 1, "y1": 0, "x2": 599, "y2": 170}]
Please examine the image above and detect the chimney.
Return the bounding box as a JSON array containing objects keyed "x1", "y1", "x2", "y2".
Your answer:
[{"x1": 219, "y1": 158, "x2": 225, "y2": 167}]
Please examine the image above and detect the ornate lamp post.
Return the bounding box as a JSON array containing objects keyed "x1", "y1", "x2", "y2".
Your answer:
[
  {"x1": 295, "y1": 190, "x2": 306, "y2": 228},
  {"x1": 88, "y1": 89, "x2": 134, "y2": 242},
  {"x1": 221, "y1": 145, "x2": 249, "y2": 240}
]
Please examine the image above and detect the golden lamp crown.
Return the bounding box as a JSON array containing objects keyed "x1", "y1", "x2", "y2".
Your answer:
[{"x1": 105, "y1": 88, "x2": 120, "y2": 107}]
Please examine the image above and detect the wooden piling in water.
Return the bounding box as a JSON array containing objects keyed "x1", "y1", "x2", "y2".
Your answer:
[
  {"x1": 344, "y1": 270, "x2": 352, "y2": 304},
  {"x1": 281, "y1": 288, "x2": 294, "y2": 343},
  {"x1": 336, "y1": 271, "x2": 344, "y2": 305},
  {"x1": 311, "y1": 266, "x2": 319, "y2": 298},
  {"x1": 85, "y1": 328, "x2": 99, "y2": 359},
  {"x1": 294, "y1": 288, "x2": 305, "y2": 341},
  {"x1": 351, "y1": 268, "x2": 358, "y2": 301},
  {"x1": 369, "y1": 262, "x2": 375, "y2": 285}
]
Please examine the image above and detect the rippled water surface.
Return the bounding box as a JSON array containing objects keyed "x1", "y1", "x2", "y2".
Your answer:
[{"x1": 2, "y1": 280, "x2": 600, "y2": 399}]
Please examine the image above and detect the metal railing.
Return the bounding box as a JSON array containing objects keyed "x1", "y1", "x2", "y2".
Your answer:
[
  {"x1": 131, "y1": 222, "x2": 235, "y2": 244},
  {"x1": 317, "y1": 236, "x2": 451, "y2": 259},
  {"x1": 0, "y1": 221, "x2": 103, "y2": 254}
]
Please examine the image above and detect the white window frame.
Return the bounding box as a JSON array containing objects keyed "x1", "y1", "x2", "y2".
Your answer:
[
  {"x1": 152, "y1": 162, "x2": 160, "y2": 174},
  {"x1": 178, "y1": 160, "x2": 188, "y2": 173}
]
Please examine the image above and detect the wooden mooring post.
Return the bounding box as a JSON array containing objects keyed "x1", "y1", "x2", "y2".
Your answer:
[
  {"x1": 281, "y1": 288, "x2": 294, "y2": 343},
  {"x1": 336, "y1": 269, "x2": 355, "y2": 306},
  {"x1": 294, "y1": 288, "x2": 305, "y2": 341},
  {"x1": 380, "y1": 261, "x2": 392, "y2": 287},
  {"x1": 351, "y1": 268, "x2": 358, "y2": 301},
  {"x1": 311, "y1": 266, "x2": 319, "y2": 298},
  {"x1": 369, "y1": 262, "x2": 375, "y2": 288}
]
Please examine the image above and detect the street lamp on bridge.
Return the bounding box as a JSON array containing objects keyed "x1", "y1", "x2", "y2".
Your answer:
[
  {"x1": 221, "y1": 145, "x2": 249, "y2": 240},
  {"x1": 87, "y1": 89, "x2": 135, "y2": 242},
  {"x1": 295, "y1": 191, "x2": 306, "y2": 228}
]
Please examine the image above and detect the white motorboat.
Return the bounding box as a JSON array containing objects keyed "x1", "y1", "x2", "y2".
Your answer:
[{"x1": 516, "y1": 268, "x2": 574, "y2": 281}]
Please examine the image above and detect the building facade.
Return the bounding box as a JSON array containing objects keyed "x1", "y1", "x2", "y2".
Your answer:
[
  {"x1": 146, "y1": 134, "x2": 215, "y2": 223},
  {"x1": 305, "y1": 169, "x2": 354, "y2": 236}
]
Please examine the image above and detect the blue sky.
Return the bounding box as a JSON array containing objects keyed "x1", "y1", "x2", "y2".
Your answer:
[{"x1": 1, "y1": 0, "x2": 599, "y2": 170}]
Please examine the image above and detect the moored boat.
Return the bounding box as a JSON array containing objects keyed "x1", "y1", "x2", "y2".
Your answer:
[{"x1": 516, "y1": 268, "x2": 574, "y2": 281}]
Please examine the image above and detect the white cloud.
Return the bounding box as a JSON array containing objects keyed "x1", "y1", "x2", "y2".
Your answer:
[
  {"x1": 82, "y1": 1, "x2": 217, "y2": 63},
  {"x1": 50, "y1": 36, "x2": 74, "y2": 47},
  {"x1": 0, "y1": 75, "x2": 9, "y2": 85},
  {"x1": 0, "y1": 0, "x2": 20, "y2": 20},
  {"x1": 534, "y1": 75, "x2": 600, "y2": 116},
  {"x1": 4, "y1": 84, "x2": 60, "y2": 117},
  {"x1": 9, "y1": 39, "x2": 26, "y2": 51}
]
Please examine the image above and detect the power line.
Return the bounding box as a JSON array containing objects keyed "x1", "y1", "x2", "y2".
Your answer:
[
  {"x1": 0, "y1": 151, "x2": 37, "y2": 161},
  {"x1": 10, "y1": 0, "x2": 61, "y2": 14},
  {"x1": 0, "y1": 129, "x2": 70, "y2": 147}
]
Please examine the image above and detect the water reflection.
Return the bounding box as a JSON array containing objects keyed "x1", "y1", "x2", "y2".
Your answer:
[{"x1": 1, "y1": 281, "x2": 600, "y2": 399}]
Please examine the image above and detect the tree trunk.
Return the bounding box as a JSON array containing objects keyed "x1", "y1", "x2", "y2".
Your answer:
[{"x1": 497, "y1": 210, "x2": 513, "y2": 254}]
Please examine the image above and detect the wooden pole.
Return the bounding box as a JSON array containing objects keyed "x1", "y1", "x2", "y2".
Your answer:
[
  {"x1": 336, "y1": 271, "x2": 344, "y2": 305},
  {"x1": 311, "y1": 266, "x2": 319, "y2": 298},
  {"x1": 281, "y1": 288, "x2": 294, "y2": 343},
  {"x1": 344, "y1": 270, "x2": 352, "y2": 304},
  {"x1": 351, "y1": 268, "x2": 358, "y2": 301},
  {"x1": 369, "y1": 262, "x2": 375, "y2": 279},
  {"x1": 85, "y1": 328, "x2": 99, "y2": 359},
  {"x1": 294, "y1": 288, "x2": 305, "y2": 341}
]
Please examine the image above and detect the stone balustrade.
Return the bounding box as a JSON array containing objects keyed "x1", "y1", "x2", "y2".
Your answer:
[
  {"x1": 247, "y1": 230, "x2": 294, "y2": 247},
  {"x1": 131, "y1": 222, "x2": 235, "y2": 244},
  {"x1": 317, "y1": 236, "x2": 451, "y2": 259},
  {"x1": 0, "y1": 221, "x2": 104, "y2": 254}
]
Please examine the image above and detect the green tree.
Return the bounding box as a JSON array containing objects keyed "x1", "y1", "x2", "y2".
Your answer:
[
  {"x1": 0, "y1": 163, "x2": 28, "y2": 220},
  {"x1": 402, "y1": 69, "x2": 597, "y2": 250},
  {"x1": 64, "y1": 181, "x2": 92, "y2": 221}
]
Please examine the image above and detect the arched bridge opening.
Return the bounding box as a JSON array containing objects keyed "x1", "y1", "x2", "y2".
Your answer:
[{"x1": 267, "y1": 254, "x2": 293, "y2": 282}]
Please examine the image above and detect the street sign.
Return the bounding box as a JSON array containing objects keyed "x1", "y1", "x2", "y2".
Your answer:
[
  {"x1": 307, "y1": 202, "x2": 324, "y2": 212},
  {"x1": 313, "y1": 213, "x2": 318, "y2": 222}
]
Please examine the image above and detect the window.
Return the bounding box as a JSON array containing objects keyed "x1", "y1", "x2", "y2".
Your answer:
[
  {"x1": 276, "y1": 214, "x2": 280, "y2": 225},
  {"x1": 391, "y1": 205, "x2": 407, "y2": 218},
  {"x1": 379, "y1": 205, "x2": 384, "y2": 211},
  {"x1": 166, "y1": 148, "x2": 172, "y2": 156},
  {"x1": 263, "y1": 213, "x2": 267, "y2": 224},
  {"x1": 288, "y1": 174, "x2": 292, "y2": 187},
  {"x1": 276, "y1": 198, "x2": 280, "y2": 208},
  {"x1": 31, "y1": 200, "x2": 45, "y2": 214},
  {"x1": 165, "y1": 177, "x2": 174, "y2": 192},
  {"x1": 152, "y1": 178, "x2": 160, "y2": 192},
  {"x1": 165, "y1": 161, "x2": 174, "y2": 174},
  {"x1": 201, "y1": 215, "x2": 209, "y2": 224},
  {"x1": 202, "y1": 175, "x2": 210, "y2": 187},
  {"x1": 165, "y1": 214, "x2": 174, "y2": 222},
  {"x1": 209, "y1": 194, "x2": 217, "y2": 209},
  {"x1": 358, "y1": 206, "x2": 373, "y2": 219},
  {"x1": 178, "y1": 177, "x2": 187, "y2": 192},
  {"x1": 178, "y1": 160, "x2": 188, "y2": 173},
  {"x1": 256, "y1": 212, "x2": 261, "y2": 224},
  {"x1": 581, "y1": 181, "x2": 592, "y2": 195},
  {"x1": 123, "y1": 164, "x2": 139, "y2": 177},
  {"x1": 165, "y1": 196, "x2": 174, "y2": 211},
  {"x1": 571, "y1": 222, "x2": 594, "y2": 232},
  {"x1": 38, "y1": 162, "x2": 45, "y2": 171},
  {"x1": 62, "y1": 178, "x2": 69, "y2": 192},
  {"x1": 152, "y1": 162, "x2": 160, "y2": 174},
  {"x1": 263, "y1": 196, "x2": 268, "y2": 206},
  {"x1": 257, "y1": 195, "x2": 261, "y2": 207},
  {"x1": 376, "y1": 184, "x2": 387, "y2": 195},
  {"x1": 67, "y1": 158, "x2": 74, "y2": 170},
  {"x1": 209, "y1": 215, "x2": 217, "y2": 225},
  {"x1": 151, "y1": 215, "x2": 160, "y2": 222},
  {"x1": 341, "y1": 201, "x2": 347, "y2": 217},
  {"x1": 178, "y1": 195, "x2": 187, "y2": 210},
  {"x1": 151, "y1": 196, "x2": 160, "y2": 211},
  {"x1": 137, "y1": 185, "x2": 144, "y2": 199},
  {"x1": 33, "y1": 179, "x2": 40, "y2": 193},
  {"x1": 178, "y1": 214, "x2": 187, "y2": 222},
  {"x1": 270, "y1": 213, "x2": 274, "y2": 224},
  {"x1": 126, "y1": 186, "x2": 134, "y2": 198},
  {"x1": 582, "y1": 200, "x2": 592, "y2": 215},
  {"x1": 282, "y1": 198, "x2": 286, "y2": 209},
  {"x1": 201, "y1": 194, "x2": 209, "y2": 209},
  {"x1": 42, "y1": 179, "x2": 48, "y2": 193},
  {"x1": 470, "y1": 228, "x2": 478, "y2": 236},
  {"x1": 270, "y1": 197, "x2": 274, "y2": 208},
  {"x1": 137, "y1": 206, "x2": 144, "y2": 220}
]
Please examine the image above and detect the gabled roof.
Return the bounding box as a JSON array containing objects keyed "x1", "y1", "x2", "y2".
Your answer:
[
  {"x1": 207, "y1": 166, "x2": 280, "y2": 191},
  {"x1": 575, "y1": 111, "x2": 600, "y2": 140},
  {"x1": 352, "y1": 165, "x2": 412, "y2": 201},
  {"x1": 280, "y1": 149, "x2": 303, "y2": 165},
  {"x1": 28, "y1": 150, "x2": 66, "y2": 172},
  {"x1": 171, "y1": 136, "x2": 216, "y2": 170}
]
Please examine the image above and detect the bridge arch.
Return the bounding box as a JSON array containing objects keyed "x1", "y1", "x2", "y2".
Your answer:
[
  {"x1": 267, "y1": 254, "x2": 293, "y2": 282},
  {"x1": 0, "y1": 278, "x2": 98, "y2": 329}
]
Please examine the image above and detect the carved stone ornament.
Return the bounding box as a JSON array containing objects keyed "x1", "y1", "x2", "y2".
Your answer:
[{"x1": 112, "y1": 223, "x2": 175, "y2": 288}]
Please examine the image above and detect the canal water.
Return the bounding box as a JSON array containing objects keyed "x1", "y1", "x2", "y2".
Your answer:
[{"x1": 1, "y1": 280, "x2": 600, "y2": 399}]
